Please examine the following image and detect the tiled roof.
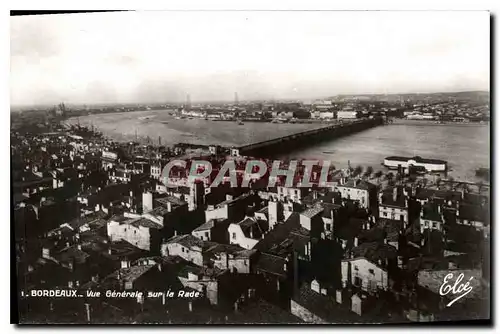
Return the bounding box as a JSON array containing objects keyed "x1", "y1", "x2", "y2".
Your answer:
[
  {"x1": 106, "y1": 264, "x2": 155, "y2": 284},
  {"x1": 253, "y1": 212, "x2": 301, "y2": 252},
  {"x1": 165, "y1": 234, "x2": 217, "y2": 251},
  {"x1": 378, "y1": 218, "x2": 403, "y2": 242},
  {"x1": 129, "y1": 217, "x2": 163, "y2": 229},
  {"x1": 292, "y1": 284, "x2": 360, "y2": 323},
  {"x1": 55, "y1": 245, "x2": 90, "y2": 264},
  {"x1": 155, "y1": 196, "x2": 187, "y2": 207},
  {"x1": 255, "y1": 252, "x2": 287, "y2": 277},
  {"x1": 351, "y1": 242, "x2": 398, "y2": 263},
  {"x1": 301, "y1": 205, "x2": 324, "y2": 218},
  {"x1": 192, "y1": 220, "x2": 215, "y2": 232}
]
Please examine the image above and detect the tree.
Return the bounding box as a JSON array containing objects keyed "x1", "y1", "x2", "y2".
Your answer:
[
  {"x1": 386, "y1": 172, "x2": 394, "y2": 182},
  {"x1": 366, "y1": 166, "x2": 374, "y2": 176},
  {"x1": 374, "y1": 171, "x2": 383, "y2": 183}
]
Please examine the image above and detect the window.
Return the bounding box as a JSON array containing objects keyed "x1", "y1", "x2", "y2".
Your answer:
[
  {"x1": 383, "y1": 212, "x2": 387, "y2": 217},
  {"x1": 354, "y1": 265, "x2": 359, "y2": 271},
  {"x1": 232, "y1": 233, "x2": 236, "y2": 239},
  {"x1": 205, "y1": 232, "x2": 209, "y2": 238},
  {"x1": 325, "y1": 224, "x2": 331, "y2": 231},
  {"x1": 354, "y1": 276, "x2": 362, "y2": 286},
  {"x1": 369, "y1": 269, "x2": 375, "y2": 275},
  {"x1": 432, "y1": 222, "x2": 437, "y2": 228}
]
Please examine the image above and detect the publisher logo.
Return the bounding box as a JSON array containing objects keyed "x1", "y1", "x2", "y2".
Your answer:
[{"x1": 439, "y1": 273, "x2": 474, "y2": 307}]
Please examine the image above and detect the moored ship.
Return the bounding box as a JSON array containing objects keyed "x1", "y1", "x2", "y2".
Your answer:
[{"x1": 383, "y1": 155, "x2": 447, "y2": 172}]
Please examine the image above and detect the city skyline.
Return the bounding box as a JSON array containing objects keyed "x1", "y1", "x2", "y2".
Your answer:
[{"x1": 11, "y1": 11, "x2": 490, "y2": 106}]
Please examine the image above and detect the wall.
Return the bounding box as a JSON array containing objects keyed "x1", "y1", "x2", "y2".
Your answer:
[
  {"x1": 341, "y1": 258, "x2": 388, "y2": 292},
  {"x1": 228, "y1": 224, "x2": 259, "y2": 250},
  {"x1": 419, "y1": 217, "x2": 443, "y2": 234},
  {"x1": 228, "y1": 257, "x2": 251, "y2": 274},
  {"x1": 192, "y1": 228, "x2": 211, "y2": 242},
  {"x1": 107, "y1": 221, "x2": 152, "y2": 251},
  {"x1": 161, "y1": 242, "x2": 204, "y2": 266},
  {"x1": 336, "y1": 186, "x2": 369, "y2": 208},
  {"x1": 379, "y1": 205, "x2": 408, "y2": 223},
  {"x1": 179, "y1": 277, "x2": 219, "y2": 305},
  {"x1": 205, "y1": 205, "x2": 229, "y2": 222}
]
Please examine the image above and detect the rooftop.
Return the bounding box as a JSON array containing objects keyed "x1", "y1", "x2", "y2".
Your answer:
[{"x1": 300, "y1": 205, "x2": 324, "y2": 219}]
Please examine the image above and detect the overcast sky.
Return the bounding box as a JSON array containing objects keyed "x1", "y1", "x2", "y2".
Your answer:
[{"x1": 10, "y1": 11, "x2": 490, "y2": 106}]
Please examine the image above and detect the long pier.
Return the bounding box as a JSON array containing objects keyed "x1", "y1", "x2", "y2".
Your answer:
[{"x1": 235, "y1": 117, "x2": 385, "y2": 157}]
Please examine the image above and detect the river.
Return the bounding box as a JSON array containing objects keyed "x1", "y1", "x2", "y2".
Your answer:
[{"x1": 67, "y1": 110, "x2": 490, "y2": 182}]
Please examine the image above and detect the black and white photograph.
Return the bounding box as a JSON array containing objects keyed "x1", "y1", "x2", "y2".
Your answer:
[{"x1": 10, "y1": 10, "x2": 491, "y2": 324}]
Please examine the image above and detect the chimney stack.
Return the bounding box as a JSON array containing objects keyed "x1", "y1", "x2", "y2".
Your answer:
[
  {"x1": 354, "y1": 237, "x2": 359, "y2": 247},
  {"x1": 85, "y1": 303, "x2": 91, "y2": 322},
  {"x1": 393, "y1": 187, "x2": 398, "y2": 202}
]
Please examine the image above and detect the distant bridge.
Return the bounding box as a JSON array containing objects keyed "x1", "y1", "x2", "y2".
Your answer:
[{"x1": 234, "y1": 117, "x2": 384, "y2": 157}]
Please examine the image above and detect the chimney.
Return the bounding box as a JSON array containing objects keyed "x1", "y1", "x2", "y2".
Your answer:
[
  {"x1": 233, "y1": 301, "x2": 239, "y2": 312},
  {"x1": 393, "y1": 187, "x2": 398, "y2": 202},
  {"x1": 384, "y1": 237, "x2": 388, "y2": 245},
  {"x1": 188, "y1": 301, "x2": 193, "y2": 312},
  {"x1": 85, "y1": 303, "x2": 91, "y2": 322},
  {"x1": 336, "y1": 289, "x2": 343, "y2": 304},
  {"x1": 354, "y1": 237, "x2": 359, "y2": 247},
  {"x1": 77, "y1": 244, "x2": 82, "y2": 251},
  {"x1": 108, "y1": 248, "x2": 112, "y2": 255}
]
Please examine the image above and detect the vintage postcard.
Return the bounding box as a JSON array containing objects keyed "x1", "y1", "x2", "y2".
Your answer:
[{"x1": 11, "y1": 10, "x2": 490, "y2": 324}]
